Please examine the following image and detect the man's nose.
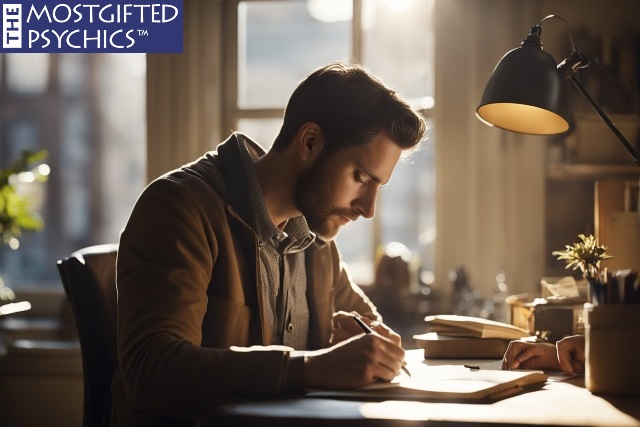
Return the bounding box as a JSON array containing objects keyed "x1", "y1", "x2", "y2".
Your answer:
[{"x1": 357, "y1": 188, "x2": 377, "y2": 219}]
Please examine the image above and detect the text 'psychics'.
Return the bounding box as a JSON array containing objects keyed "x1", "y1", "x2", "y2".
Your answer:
[{"x1": 2, "y1": 1, "x2": 183, "y2": 53}]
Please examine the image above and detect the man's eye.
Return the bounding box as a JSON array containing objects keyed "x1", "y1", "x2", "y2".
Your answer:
[{"x1": 356, "y1": 173, "x2": 369, "y2": 184}]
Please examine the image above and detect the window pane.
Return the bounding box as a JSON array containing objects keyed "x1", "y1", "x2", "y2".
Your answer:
[
  {"x1": 0, "y1": 54, "x2": 146, "y2": 289},
  {"x1": 380, "y1": 142, "x2": 436, "y2": 271},
  {"x1": 96, "y1": 54, "x2": 147, "y2": 243},
  {"x1": 59, "y1": 101, "x2": 92, "y2": 242},
  {"x1": 362, "y1": 0, "x2": 436, "y2": 276},
  {"x1": 232, "y1": 0, "x2": 436, "y2": 285},
  {"x1": 238, "y1": 0, "x2": 351, "y2": 109},
  {"x1": 5, "y1": 54, "x2": 50, "y2": 95},
  {"x1": 236, "y1": 118, "x2": 283, "y2": 150},
  {"x1": 362, "y1": 0, "x2": 435, "y2": 108},
  {"x1": 59, "y1": 54, "x2": 89, "y2": 96},
  {"x1": 335, "y1": 218, "x2": 374, "y2": 285}
]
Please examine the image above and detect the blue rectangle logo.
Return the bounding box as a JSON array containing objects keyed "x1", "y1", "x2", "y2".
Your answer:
[{"x1": 1, "y1": 1, "x2": 183, "y2": 53}]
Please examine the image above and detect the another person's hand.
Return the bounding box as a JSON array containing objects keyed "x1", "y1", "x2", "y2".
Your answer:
[
  {"x1": 502, "y1": 340, "x2": 561, "y2": 371},
  {"x1": 329, "y1": 311, "x2": 401, "y2": 346},
  {"x1": 303, "y1": 330, "x2": 406, "y2": 389},
  {"x1": 556, "y1": 334, "x2": 585, "y2": 375}
]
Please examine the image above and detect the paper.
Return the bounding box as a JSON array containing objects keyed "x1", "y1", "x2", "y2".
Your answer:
[
  {"x1": 306, "y1": 360, "x2": 548, "y2": 401},
  {"x1": 472, "y1": 359, "x2": 576, "y2": 382}
]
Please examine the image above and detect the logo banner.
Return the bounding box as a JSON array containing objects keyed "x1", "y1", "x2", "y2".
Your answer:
[{"x1": 2, "y1": 1, "x2": 183, "y2": 53}]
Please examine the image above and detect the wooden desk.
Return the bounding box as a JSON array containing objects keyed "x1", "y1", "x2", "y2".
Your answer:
[{"x1": 195, "y1": 350, "x2": 640, "y2": 427}]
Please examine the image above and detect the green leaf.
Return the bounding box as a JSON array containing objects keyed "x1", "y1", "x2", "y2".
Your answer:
[{"x1": 0, "y1": 150, "x2": 48, "y2": 246}]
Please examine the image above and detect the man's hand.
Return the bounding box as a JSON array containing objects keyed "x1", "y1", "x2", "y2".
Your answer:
[
  {"x1": 556, "y1": 335, "x2": 585, "y2": 375},
  {"x1": 329, "y1": 311, "x2": 401, "y2": 346},
  {"x1": 502, "y1": 340, "x2": 561, "y2": 371},
  {"x1": 303, "y1": 330, "x2": 406, "y2": 389}
]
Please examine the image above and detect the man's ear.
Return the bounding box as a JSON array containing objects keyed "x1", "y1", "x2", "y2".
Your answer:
[{"x1": 295, "y1": 122, "x2": 324, "y2": 162}]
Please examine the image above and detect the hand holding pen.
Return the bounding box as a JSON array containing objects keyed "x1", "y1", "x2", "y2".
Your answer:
[
  {"x1": 353, "y1": 315, "x2": 412, "y2": 377},
  {"x1": 303, "y1": 313, "x2": 408, "y2": 389},
  {"x1": 330, "y1": 310, "x2": 402, "y2": 346}
]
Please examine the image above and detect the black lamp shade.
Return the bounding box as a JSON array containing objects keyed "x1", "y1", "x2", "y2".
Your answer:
[{"x1": 477, "y1": 43, "x2": 572, "y2": 135}]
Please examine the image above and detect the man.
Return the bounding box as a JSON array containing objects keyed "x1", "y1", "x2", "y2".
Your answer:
[
  {"x1": 114, "y1": 62, "x2": 427, "y2": 426},
  {"x1": 502, "y1": 334, "x2": 585, "y2": 375}
]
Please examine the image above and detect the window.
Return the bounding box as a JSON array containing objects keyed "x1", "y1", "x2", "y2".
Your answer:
[
  {"x1": 0, "y1": 54, "x2": 146, "y2": 290},
  {"x1": 226, "y1": 0, "x2": 435, "y2": 285}
]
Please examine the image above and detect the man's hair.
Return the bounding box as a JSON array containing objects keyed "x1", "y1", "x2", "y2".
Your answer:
[{"x1": 272, "y1": 62, "x2": 427, "y2": 155}]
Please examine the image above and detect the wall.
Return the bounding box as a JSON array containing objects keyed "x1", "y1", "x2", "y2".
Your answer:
[
  {"x1": 538, "y1": 0, "x2": 640, "y2": 276},
  {"x1": 434, "y1": 0, "x2": 544, "y2": 306},
  {"x1": 433, "y1": 0, "x2": 640, "y2": 304}
]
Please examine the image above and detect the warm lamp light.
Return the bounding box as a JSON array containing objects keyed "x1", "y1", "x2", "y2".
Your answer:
[{"x1": 476, "y1": 15, "x2": 640, "y2": 167}]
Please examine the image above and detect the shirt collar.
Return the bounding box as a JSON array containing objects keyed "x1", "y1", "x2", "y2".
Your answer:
[{"x1": 236, "y1": 134, "x2": 315, "y2": 253}]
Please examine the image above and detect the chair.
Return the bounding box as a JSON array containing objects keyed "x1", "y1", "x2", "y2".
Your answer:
[{"x1": 57, "y1": 244, "x2": 119, "y2": 427}]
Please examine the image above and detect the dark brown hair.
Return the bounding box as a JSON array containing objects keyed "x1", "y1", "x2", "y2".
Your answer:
[{"x1": 272, "y1": 62, "x2": 427, "y2": 156}]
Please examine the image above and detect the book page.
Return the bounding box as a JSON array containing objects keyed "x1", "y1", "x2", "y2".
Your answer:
[{"x1": 307, "y1": 359, "x2": 547, "y2": 401}]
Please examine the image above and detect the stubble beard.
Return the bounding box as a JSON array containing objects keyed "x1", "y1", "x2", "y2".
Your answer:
[{"x1": 294, "y1": 158, "x2": 355, "y2": 241}]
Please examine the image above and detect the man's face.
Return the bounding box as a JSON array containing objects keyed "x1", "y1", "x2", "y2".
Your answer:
[{"x1": 294, "y1": 131, "x2": 403, "y2": 240}]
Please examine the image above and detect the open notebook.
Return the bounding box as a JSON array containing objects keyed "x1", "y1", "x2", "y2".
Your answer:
[{"x1": 306, "y1": 361, "x2": 548, "y2": 402}]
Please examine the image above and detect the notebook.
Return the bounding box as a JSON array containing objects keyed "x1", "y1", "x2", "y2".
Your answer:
[{"x1": 306, "y1": 362, "x2": 547, "y2": 402}]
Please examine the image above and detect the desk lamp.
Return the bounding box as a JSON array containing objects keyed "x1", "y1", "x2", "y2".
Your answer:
[{"x1": 476, "y1": 14, "x2": 640, "y2": 167}]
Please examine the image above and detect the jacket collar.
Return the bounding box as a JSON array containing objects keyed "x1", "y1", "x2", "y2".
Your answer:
[
  {"x1": 217, "y1": 133, "x2": 315, "y2": 253},
  {"x1": 217, "y1": 132, "x2": 266, "y2": 227}
]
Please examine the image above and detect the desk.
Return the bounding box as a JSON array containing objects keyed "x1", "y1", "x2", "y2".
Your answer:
[{"x1": 196, "y1": 349, "x2": 640, "y2": 427}]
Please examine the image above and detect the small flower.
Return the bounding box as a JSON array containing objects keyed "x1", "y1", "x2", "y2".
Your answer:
[{"x1": 552, "y1": 234, "x2": 613, "y2": 280}]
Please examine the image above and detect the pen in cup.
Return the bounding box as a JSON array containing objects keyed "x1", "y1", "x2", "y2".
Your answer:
[{"x1": 353, "y1": 316, "x2": 412, "y2": 377}]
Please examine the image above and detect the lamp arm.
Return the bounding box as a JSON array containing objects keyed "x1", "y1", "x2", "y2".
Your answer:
[{"x1": 568, "y1": 75, "x2": 640, "y2": 167}]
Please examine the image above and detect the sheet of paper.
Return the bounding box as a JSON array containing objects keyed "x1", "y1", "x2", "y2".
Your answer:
[{"x1": 472, "y1": 359, "x2": 576, "y2": 382}]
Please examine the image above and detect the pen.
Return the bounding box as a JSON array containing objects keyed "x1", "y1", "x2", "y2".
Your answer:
[{"x1": 353, "y1": 316, "x2": 412, "y2": 377}]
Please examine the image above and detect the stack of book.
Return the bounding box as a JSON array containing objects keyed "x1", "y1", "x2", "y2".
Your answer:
[{"x1": 414, "y1": 315, "x2": 533, "y2": 359}]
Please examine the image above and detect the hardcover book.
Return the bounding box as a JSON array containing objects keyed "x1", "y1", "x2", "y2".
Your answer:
[
  {"x1": 423, "y1": 315, "x2": 531, "y2": 340},
  {"x1": 414, "y1": 332, "x2": 512, "y2": 359}
]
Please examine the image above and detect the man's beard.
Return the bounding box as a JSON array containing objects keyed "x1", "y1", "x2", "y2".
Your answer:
[{"x1": 294, "y1": 156, "x2": 358, "y2": 241}]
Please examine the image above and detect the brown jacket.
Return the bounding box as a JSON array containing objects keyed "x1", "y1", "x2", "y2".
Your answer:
[{"x1": 112, "y1": 133, "x2": 379, "y2": 426}]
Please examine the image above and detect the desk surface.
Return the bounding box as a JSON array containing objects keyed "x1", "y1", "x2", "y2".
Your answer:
[{"x1": 196, "y1": 350, "x2": 640, "y2": 427}]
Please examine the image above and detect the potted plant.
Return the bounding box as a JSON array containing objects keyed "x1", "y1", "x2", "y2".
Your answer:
[
  {"x1": 0, "y1": 149, "x2": 48, "y2": 302},
  {"x1": 552, "y1": 233, "x2": 612, "y2": 304}
]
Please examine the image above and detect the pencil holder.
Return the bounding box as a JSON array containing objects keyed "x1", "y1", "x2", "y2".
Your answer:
[{"x1": 584, "y1": 303, "x2": 640, "y2": 395}]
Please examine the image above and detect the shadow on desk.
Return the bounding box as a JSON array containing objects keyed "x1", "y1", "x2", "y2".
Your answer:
[
  {"x1": 589, "y1": 387, "x2": 640, "y2": 425},
  {"x1": 195, "y1": 375, "x2": 640, "y2": 427}
]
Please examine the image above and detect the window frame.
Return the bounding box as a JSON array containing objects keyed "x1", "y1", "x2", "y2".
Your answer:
[{"x1": 222, "y1": 0, "x2": 385, "y2": 277}]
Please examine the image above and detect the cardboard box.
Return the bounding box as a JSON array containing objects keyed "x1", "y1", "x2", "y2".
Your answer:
[{"x1": 507, "y1": 293, "x2": 585, "y2": 343}]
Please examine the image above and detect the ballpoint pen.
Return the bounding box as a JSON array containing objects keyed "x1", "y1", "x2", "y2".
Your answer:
[{"x1": 353, "y1": 315, "x2": 412, "y2": 377}]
